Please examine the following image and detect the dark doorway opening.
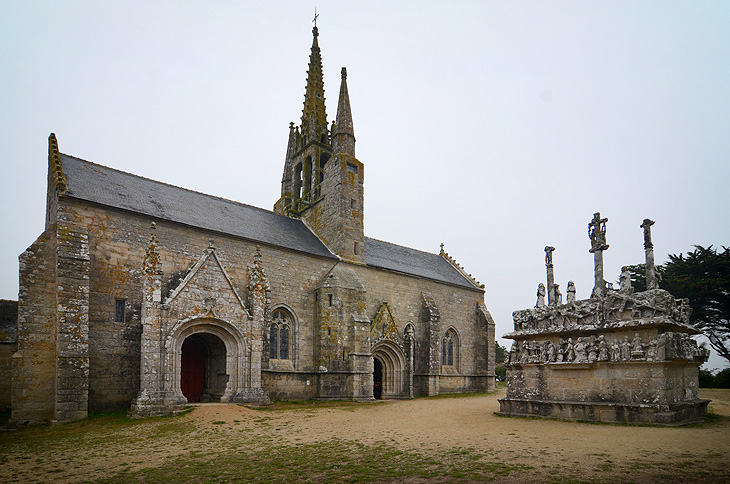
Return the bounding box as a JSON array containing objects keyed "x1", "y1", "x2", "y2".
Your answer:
[
  {"x1": 373, "y1": 357, "x2": 383, "y2": 399},
  {"x1": 180, "y1": 332, "x2": 228, "y2": 403},
  {"x1": 181, "y1": 337, "x2": 205, "y2": 402}
]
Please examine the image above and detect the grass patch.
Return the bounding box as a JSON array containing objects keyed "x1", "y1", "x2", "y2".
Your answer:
[
  {"x1": 93, "y1": 439, "x2": 522, "y2": 484},
  {"x1": 704, "y1": 410, "x2": 722, "y2": 423}
]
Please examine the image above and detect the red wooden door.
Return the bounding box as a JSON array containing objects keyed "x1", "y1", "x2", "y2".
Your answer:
[{"x1": 181, "y1": 338, "x2": 205, "y2": 402}]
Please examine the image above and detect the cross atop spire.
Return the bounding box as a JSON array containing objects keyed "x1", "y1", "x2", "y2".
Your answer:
[{"x1": 312, "y1": 8, "x2": 319, "y2": 28}]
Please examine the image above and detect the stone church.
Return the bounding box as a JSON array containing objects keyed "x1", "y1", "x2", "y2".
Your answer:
[{"x1": 10, "y1": 26, "x2": 495, "y2": 423}]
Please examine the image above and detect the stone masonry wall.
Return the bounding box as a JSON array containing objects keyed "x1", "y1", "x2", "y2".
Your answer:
[
  {"x1": 355, "y1": 265, "x2": 492, "y2": 394},
  {"x1": 56, "y1": 198, "x2": 338, "y2": 409},
  {"x1": 13, "y1": 228, "x2": 57, "y2": 423},
  {"x1": 54, "y1": 224, "x2": 90, "y2": 422},
  {"x1": 41, "y1": 196, "x2": 493, "y2": 410},
  {"x1": 0, "y1": 300, "x2": 18, "y2": 413}
]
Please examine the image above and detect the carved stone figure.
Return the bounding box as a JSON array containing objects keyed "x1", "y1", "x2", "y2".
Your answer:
[
  {"x1": 574, "y1": 337, "x2": 587, "y2": 363},
  {"x1": 554, "y1": 284, "x2": 562, "y2": 305},
  {"x1": 508, "y1": 341, "x2": 519, "y2": 364},
  {"x1": 588, "y1": 212, "x2": 609, "y2": 251},
  {"x1": 631, "y1": 333, "x2": 645, "y2": 359},
  {"x1": 566, "y1": 338, "x2": 575, "y2": 362},
  {"x1": 588, "y1": 212, "x2": 609, "y2": 298},
  {"x1": 547, "y1": 340, "x2": 557, "y2": 362},
  {"x1": 540, "y1": 341, "x2": 550, "y2": 363},
  {"x1": 535, "y1": 283, "x2": 546, "y2": 308},
  {"x1": 597, "y1": 335, "x2": 609, "y2": 362},
  {"x1": 586, "y1": 336, "x2": 598, "y2": 363},
  {"x1": 520, "y1": 340, "x2": 530, "y2": 363},
  {"x1": 619, "y1": 266, "x2": 632, "y2": 294},
  {"x1": 531, "y1": 340, "x2": 541, "y2": 363},
  {"x1": 611, "y1": 340, "x2": 621, "y2": 362},
  {"x1": 646, "y1": 338, "x2": 657, "y2": 361},
  {"x1": 620, "y1": 335, "x2": 631, "y2": 361},
  {"x1": 567, "y1": 281, "x2": 576, "y2": 304},
  {"x1": 557, "y1": 339, "x2": 566, "y2": 362}
]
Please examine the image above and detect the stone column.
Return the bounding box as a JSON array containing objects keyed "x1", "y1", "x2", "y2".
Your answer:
[
  {"x1": 422, "y1": 293, "x2": 441, "y2": 396},
  {"x1": 588, "y1": 213, "x2": 609, "y2": 298},
  {"x1": 641, "y1": 218, "x2": 658, "y2": 290},
  {"x1": 404, "y1": 324, "x2": 414, "y2": 399},
  {"x1": 131, "y1": 225, "x2": 186, "y2": 416},
  {"x1": 244, "y1": 246, "x2": 271, "y2": 403},
  {"x1": 545, "y1": 246, "x2": 556, "y2": 305}
]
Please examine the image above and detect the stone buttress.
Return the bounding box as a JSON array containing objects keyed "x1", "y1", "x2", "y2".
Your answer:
[
  {"x1": 314, "y1": 264, "x2": 372, "y2": 400},
  {"x1": 12, "y1": 134, "x2": 90, "y2": 424}
]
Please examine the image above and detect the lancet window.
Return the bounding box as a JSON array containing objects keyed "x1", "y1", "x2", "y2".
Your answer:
[
  {"x1": 441, "y1": 329, "x2": 459, "y2": 369},
  {"x1": 269, "y1": 308, "x2": 293, "y2": 360}
]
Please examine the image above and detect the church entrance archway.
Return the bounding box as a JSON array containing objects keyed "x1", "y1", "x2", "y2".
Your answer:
[
  {"x1": 373, "y1": 357, "x2": 383, "y2": 399},
  {"x1": 180, "y1": 332, "x2": 227, "y2": 403},
  {"x1": 371, "y1": 341, "x2": 407, "y2": 399}
]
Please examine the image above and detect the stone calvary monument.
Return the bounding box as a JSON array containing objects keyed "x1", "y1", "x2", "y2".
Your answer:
[{"x1": 498, "y1": 213, "x2": 711, "y2": 425}]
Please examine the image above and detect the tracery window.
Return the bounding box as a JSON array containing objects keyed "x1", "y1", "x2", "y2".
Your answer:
[
  {"x1": 269, "y1": 308, "x2": 292, "y2": 360},
  {"x1": 441, "y1": 329, "x2": 459, "y2": 368}
]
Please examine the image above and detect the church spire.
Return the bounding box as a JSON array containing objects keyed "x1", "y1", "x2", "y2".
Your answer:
[
  {"x1": 332, "y1": 67, "x2": 355, "y2": 156},
  {"x1": 301, "y1": 26, "x2": 328, "y2": 145}
]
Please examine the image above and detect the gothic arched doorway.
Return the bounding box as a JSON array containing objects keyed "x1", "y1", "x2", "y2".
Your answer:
[
  {"x1": 371, "y1": 341, "x2": 407, "y2": 399},
  {"x1": 373, "y1": 357, "x2": 383, "y2": 399},
  {"x1": 180, "y1": 333, "x2": 227, "y2": 403}
]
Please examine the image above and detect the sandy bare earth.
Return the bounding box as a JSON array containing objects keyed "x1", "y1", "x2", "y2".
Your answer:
[{"x1": 2, "y1": 388, "x2": 729, "y2": 483}]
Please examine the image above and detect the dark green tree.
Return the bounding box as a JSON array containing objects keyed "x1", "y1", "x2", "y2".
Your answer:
[
  {"x1": 660, "y1": 245, "x2": 730, "y2": 363},
  {"x1": 495, "y1": 341, "x2": 506, "y2": 364},
  {"x1": 627, "y1": 246, "x2": 730, "y2": 363}
]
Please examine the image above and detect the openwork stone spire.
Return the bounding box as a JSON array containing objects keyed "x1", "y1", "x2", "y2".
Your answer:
[
  {"x1": 301, "y1": 26, "x2": 328, "y2": 144},
  {"x1": 332, "y1": 67, "x2": 355, "y2": 155}
]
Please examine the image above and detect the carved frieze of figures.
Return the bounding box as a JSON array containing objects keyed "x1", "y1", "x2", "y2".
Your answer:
[
  {"x1": 511, "y1": 289, "x2": 693, "y2": 336},
  {"x1": 504, "y1": 331, "x2": 710, "y2": 366}
]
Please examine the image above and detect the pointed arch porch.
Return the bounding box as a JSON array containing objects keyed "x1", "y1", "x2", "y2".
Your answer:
[
  {"x1": 166, "y1": 317, "x2": 250, "y2": 404},
  {"x1": 371, "y1": 340, "x2": 409, "y2": 399}
]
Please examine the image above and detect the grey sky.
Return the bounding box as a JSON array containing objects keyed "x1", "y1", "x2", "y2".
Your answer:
[{"x1": 2, "y1": 1, "x2": 729, "y2": 369}]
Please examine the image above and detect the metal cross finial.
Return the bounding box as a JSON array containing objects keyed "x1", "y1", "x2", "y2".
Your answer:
[{"x1": 312, "y1": 8, "x2": 319, "y2": 27}]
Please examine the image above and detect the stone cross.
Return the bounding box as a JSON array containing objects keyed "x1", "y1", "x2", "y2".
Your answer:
[
  {"x1": 641, "y1": 218, "x2": 659, "y2": 290},
  {"x1": 545, "y1": 246, "x2": 556, "y2": 305},
  {"x1": 588, "y1": 212, "x2": 609, "y2": 298}
]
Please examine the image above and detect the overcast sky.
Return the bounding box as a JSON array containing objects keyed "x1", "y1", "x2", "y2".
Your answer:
[{"x1": 2, "y1": 1, "x2": 728, "y2": 369}]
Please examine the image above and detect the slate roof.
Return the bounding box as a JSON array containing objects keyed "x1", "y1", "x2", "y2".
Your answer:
[
  {"x1": 61, "y1": 154, "x2": 336, "y2": 259},
  {"x1": 60, "y1": 154, "x2": 480, "y2": 290},
  {"x1": 364, "y1": 238, "x2": 478, "y2": 290}
]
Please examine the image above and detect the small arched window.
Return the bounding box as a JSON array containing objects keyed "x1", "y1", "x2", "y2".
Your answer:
[{"x1": 270, "y1": 308, "x2": 293, "y2": 360}]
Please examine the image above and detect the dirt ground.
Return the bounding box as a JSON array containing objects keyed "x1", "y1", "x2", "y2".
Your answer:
[{"x1": 2, "y1": 387, "x2": 730, "y2": 483}]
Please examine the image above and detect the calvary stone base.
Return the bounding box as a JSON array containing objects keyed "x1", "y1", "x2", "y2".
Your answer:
[{"x1": 498, "y1": 214, "x2": 710, "y2": 425}]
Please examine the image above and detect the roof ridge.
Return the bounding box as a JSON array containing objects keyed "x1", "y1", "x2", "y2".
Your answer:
[
  {"x1": 439, "y1": 246, "x2": 485, "y2": 290},
  {"x1": 60, "y1": 153, "x2": 287, "y2": 219}
]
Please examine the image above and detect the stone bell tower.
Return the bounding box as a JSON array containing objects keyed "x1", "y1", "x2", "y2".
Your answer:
[{"x1": 274, "y1": 26, "x2": 365, "y2": 265}]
